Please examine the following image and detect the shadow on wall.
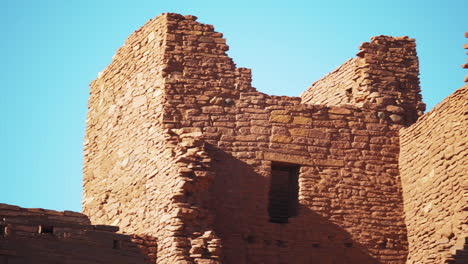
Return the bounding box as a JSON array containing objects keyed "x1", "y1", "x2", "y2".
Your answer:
[
  {"x1": 0, "y1": 205, "x2": 155, "y2": 264},
  {"x1": 1, "y1": 236, "x2": 151, "y2": 264},
  {"x1": 207, "y1": 145, "x2": 380, "y2": 264},
  {"x1": 448, "y1": 237, "x2": 468, "y2": 264}
]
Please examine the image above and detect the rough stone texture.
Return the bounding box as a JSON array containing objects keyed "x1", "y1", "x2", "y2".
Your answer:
[
  {"x1": 3, "y1": 13, "x2": 463, "y2": 264},
  {"x1": 81, "y1": 13, "x2": 429, "y2": 264},
  {"x1": 301, "y1": 36, "x2": 426, "y2": 126},
  {"x1": 83, "y1": 13, "x2": 225, "y2": 264},
  {"x1": 400, "y1": 88, "x2": 467, "y2": 263},
  {"x1": 0, "y1": 203, "x2": 156, "y2": 264},
  {"x1": 301, "y1": 58, "x2": 357, "y2": 106}
]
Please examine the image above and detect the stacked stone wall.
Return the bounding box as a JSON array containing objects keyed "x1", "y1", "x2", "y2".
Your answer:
[
  {"x1": 82, "y1": 14, "x2": 187, "y2": 263},
  {"x1": 0, "y1": 203, "x2": 156, "y2": 264},
  {"x1": 301, "y1": 36, "x2": 425, "y2": 126},
  {"x1": 400, "y1": 85, "x2": 467, "y2": 264},
  {"x1": 205, "y1": 95, "x2": 409, "y2": 264},
  {"x1": 301, "y1": 58, "x2": 356, "y2": 106},
  {"x1": 83, "y1": 13, "x2": 428, "y2": 264},
  {"x1": 149, "y1": 14, "x2": 421, "y2": 264},
  {"x1": 83, "y1": 13, "x2": 226, "y2": 263}
]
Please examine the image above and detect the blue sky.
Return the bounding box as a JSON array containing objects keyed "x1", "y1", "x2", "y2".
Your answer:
[{"x1": 1, "y1": 0, "x2": 466, "y2": 212}]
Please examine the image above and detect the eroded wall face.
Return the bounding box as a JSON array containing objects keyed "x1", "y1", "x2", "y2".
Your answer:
[
  {"x1": 0, "y1": 203, "x2": 155, "y2": 264},
  {"x1": 83, "y1": 14, "x2": 197, "y2": 264},
  {"x1": 400, "y1": 85, "x2": 468, "y2": 264},
  {"x1": 204, "y1": 96, "x2": 409, "y2": 264},
  {"x1": 301, "y1": 36, "x2": 425, "y2": 126},
  {"x1": 84, "y1": 13, "x2": 426, "y2": 264},
  {"x1": 83, "y1": 13, "x2": 236, "y2": 263},
  {"x1": 156, "y1": 15, "x2": 416, "y2": 264}
]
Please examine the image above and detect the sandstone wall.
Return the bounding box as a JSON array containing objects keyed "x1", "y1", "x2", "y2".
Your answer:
[
  {"x1": 301, "y1": 36, "x2": 425, "y2": 126},
  {"x1": 149, "y1": 15, "x2": 422, "y2": 264},
  {"x1": 83, "y1": 14, "x2": 190, "y2": 263},
  {"x1": 83, "y1": 13, "x2": 229, "y2": 263},
  {"x1": 0, "y1": 203, "x2": 156, "y2": 264},
  {"x1": 301, "y1": 58, "x2": 356, "y2": 106},
  {"x1": 204, "y1": 95, "x2": 409, "y2": 264},
  {"x1": 84, "y1": 13, "x2": 426, "y2": 264},
  {"x1": 400, "y1": 85, "x2": 468, "y2": 264}
]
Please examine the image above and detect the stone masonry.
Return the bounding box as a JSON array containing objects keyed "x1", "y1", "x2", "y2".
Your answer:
[
  {"x1": 398, "y1": 32, "x2": 468, "y2": 264},
  {"x1": 82, "y1": 13, "x2": 430, "y2": 263},
  {"x1": 1, "y1": 14, "x2": 466, "y2": 264},
  {"x1": 400, "y1": 85, "x2": 467, "y2": 264},
  {"x1": 302, "y1": 35, "x2": 425, "y2": 126},
  {"x1": 0, "y1": 203, "x2": 156, "y2": 264}
]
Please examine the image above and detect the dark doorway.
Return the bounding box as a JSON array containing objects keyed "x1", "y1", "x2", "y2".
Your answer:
[{"x1": 268, "y1": 163, "x2": 300, "y2": 223}]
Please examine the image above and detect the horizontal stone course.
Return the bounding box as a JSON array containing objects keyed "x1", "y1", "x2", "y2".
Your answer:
[
  {"x1": 81, "y1": 13, "x2": 426, "y2": 264},
  {"x1": 0, "y1": 204, "x2": 156, "y2": 263},
  {"x1": 4, "y1": 12, "x2": 461, "y2": 264},
  {"x1": 400, "y1": 85, "x2": 467, "y2": 264}
]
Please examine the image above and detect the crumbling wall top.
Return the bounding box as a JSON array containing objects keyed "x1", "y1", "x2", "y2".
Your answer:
[{"x1": 302, "y1": 35, "x2": 425, "y2": 126}]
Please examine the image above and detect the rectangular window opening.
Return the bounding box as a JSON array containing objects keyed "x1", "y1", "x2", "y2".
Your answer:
[
  {"x1": 38, "y1": 225, "x2": 54, "y2": 234},
  {"x1": 268, "y1": 162, "x2": 300, "y2": 224},
  {"x1": 113, "y1": 239, "x2": 122, "y2": 249}
]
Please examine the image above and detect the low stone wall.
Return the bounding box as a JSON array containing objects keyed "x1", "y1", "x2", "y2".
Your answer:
[{"x1": 0, "y1": 203, "x2": 156, "y2": 264}]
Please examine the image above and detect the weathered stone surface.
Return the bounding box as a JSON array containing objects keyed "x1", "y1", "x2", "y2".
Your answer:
[
  {"x1": 386, "y1": 105, "x2": 404, "y2": 114},
  {"x1": 0, "y1": 204, "x2": 156, "y2": 264},
  {"x1": 270, "y1": 114, "x2": 292, "y2": 123},
  {"x1": 302, "y1": 35, "x2": 426, "y2": 126},
  {"x1": 4, "y1": 13, "x2": 461, "y2": 264},
  {"x1": 292, "y1": 116, "x2": 312, "y2": 125},
  {"x1": 400, "y1": 85, "x2": 467, "y2": 264},
  {"x1": 80, "y1": 13, "x2": 428, "y2": 264},
  {"x1": 389, "y1": 114, "x2": 403, "y2": 123}
]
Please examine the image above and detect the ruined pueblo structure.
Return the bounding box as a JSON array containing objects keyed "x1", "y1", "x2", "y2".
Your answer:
[{"x1": 1, "y1": 13, "x2": 467, "y2": 264}]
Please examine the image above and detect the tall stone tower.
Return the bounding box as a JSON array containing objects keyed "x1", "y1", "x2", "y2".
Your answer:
[{"x1": 83, "y1": 13, "x2": 427, "y2": 264}]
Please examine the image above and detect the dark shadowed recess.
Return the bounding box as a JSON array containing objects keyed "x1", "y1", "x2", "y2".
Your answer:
[{"x1": 207, "y1": 144, "x2": 379, "y2": 264}]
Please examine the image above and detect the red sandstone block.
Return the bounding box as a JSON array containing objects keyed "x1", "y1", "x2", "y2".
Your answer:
[
  {"x1": 328, "y1": 107, "x2": 352, "y2": 115},
  {"x1": 184, "y1": 15, "x2": 197, "y2": 21}
]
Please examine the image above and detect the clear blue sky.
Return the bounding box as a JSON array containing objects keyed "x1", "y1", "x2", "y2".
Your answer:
[{"x1": 1, "y1": 0, "x2": 466, "y2": 212}]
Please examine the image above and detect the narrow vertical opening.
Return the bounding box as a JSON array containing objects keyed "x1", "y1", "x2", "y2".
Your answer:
[
  {"x1": 345, "y1": 88, "x2": 353, "y2": 102},
  {"x1": 268, "y1": 162, "x2": 300, "y2": 223},
  {"x1": 0, "y1": 225, "x2": 5, "y2": 236},
  {"x1": 38, "y1": 225, "x2": 54, "y2": 234},
  {"x1": 113, "y1": 239, "x2": 121, "y2": 249}
]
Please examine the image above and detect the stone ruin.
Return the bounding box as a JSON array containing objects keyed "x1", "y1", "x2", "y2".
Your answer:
[{"x1": 1, "y1": 13, "x2": 466, "y2": 264}]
